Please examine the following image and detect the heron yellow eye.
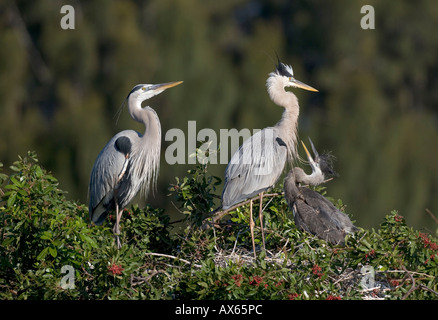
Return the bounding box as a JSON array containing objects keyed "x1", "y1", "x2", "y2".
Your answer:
[{"x1": 142, "y1": 87, "x2": 146, "y2": 91}]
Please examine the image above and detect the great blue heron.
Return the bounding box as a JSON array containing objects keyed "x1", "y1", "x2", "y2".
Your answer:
[
  {"x1": 88, "y1": 81, "x2": 183, "y2": 248},
  {"x1": 284, "y1": 139, "x2": 358, "y2": 245},
  {"x1": 221, "y1": 60, "x2": 318, "y2": 258}
]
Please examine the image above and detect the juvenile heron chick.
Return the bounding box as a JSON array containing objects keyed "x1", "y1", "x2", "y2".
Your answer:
[
  {"x1": 284, "y1": 139, "x2": 357, "y2": 245},
  {"x1": 292, "y1": 137, "x2": 337, "y2": 186}
]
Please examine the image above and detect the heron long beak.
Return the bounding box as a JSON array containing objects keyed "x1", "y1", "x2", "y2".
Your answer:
[
  {"x1": 301, "y1": 139, "x2": 319, "y2": 172},
  {"x1": 151, "y1": 81, "x2": 183, "y2": 91},
  {"x1": 308, "y1": 137, "x2": 319, "y2": 161},
  {"x1": 291, "y1": 78, "x2": 318, "y2": 92},
  {"x1": 301, "y1": 140, "x2": 313, "y2": 162}
]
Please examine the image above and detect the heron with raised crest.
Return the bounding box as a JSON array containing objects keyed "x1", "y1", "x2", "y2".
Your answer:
[{"x1": 221, "y1": 60, "x2": 318, "y2": 258}]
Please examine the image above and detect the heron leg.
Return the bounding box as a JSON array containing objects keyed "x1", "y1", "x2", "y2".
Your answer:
[
  {"x1": 116, "y1": 204, "x2": 124, "y2": 249},
  {"x1": 112, "y1": 194, "x2": 122, "y2": 249},
  {"x1": 249, "y1": 199, "x2": 256, "y2": 259},
  {"x1": 113, "y1": 157, "x2": 128, "y2": 250},
  {"x1": 259, "y1": 192, "x2": 266, "y2": 251}
]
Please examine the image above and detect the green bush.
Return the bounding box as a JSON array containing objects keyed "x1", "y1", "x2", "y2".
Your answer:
[{"x1": 0, "y1": 152, "x2": 437, "y2": 300}]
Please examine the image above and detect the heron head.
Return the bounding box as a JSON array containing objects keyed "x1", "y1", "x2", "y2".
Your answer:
[
  {"x1": 301, "y1": 138, "x2": 337, "y2": 178},
  {"x1": 301, "y1": 138, "x2": 321, "y2": 176},
  {"x1": 274, "y1": 60, "x2": 318, "y2": 92},
  {"x1": 128, "y1": 81, "x2": 183, "y2": 102}
]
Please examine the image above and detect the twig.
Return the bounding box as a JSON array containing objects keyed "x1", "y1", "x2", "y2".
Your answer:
[
  {"x1": 145, "y1": 252, "x2": 202, "y2": 268},
  {"x1": 262, "y1": 196, "x2": 275, "y2": 212},
  {"x1": 425, "y1": 208, "x2": 438, "y2": 225},
  {"x1": 401, "y1": 265, "x2": 416, "y2": 300},
  {"x1": 170, "y1": 200, "x2": 184, "y2": 214},
  {"x1": 130, "y1": 269, "x2": 170, "y2": 286},
  {"x1": 332, "y1": 269, "x2": 355, "y2": 286},
  {"x1": 417, "y1": 285, "x2": 438, "y2": 296},
  {"x1": 168, "y1": 217, "x2": 186, "y2": 225},
  {"x1": 231, "y1": 229, "x2": 243, "y2": 255},
  {"x1": 201, "y1": 192, "x2": 284, "y2": 229},
  {"x1": 401, "y1": 266, "x2": 438, "y2": 299},
  {"x1": 385, "y1": 269, "x2": 435, "y2": 279}
]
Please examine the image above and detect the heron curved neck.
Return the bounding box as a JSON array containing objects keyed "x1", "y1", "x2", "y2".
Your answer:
[
  {"x1": 142, "y1": 107, "x2": 161, "y2": 142},
  {"x1": 267, "y1": 74, "x2": 299, "y2": 110},
  {"x1": 272, "y1": 94, "x2": 300, "y2": 162},
  {"x1": 284, "y1": 172, "x2": 300, "y2": 199},
  {"x1": 126, "y1": 96, "x2": 161, "y2": 198},
  {"x1": 293, "y1": 167, "x2": 324, "y2": 186},
  {"x1": 276, "y1": 101, "x2": 299, "y2": 133},
  {"x1": 127, "y1": 95, "x2": 162, "y2": 142},
  {"x1": 267, "y1": 75, "x2": 300, "y2": 162}
]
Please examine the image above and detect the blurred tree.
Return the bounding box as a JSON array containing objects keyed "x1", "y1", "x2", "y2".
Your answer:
[{"x1": 300, "y1": 0, "x2": 438, "y2": 229}]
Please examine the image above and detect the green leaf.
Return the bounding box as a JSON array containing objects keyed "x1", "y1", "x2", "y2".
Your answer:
[
  {"x1": 10, "y1": 176, "x2": 23, "y2": 188},
  {"x1": 48, "y1": 247, "x2": 57, "y2": 258},
  {"x1": 360, "y1": 239, "x2": 372, "y2": 249},
  {"x1": 35, "y1": 165, "x2": 43, "y2": 178},
  {"x1": 7, "y1": 192, "x2": 17, "y2": 207},
  {"x1": 80, "y1": 233, "x2": 98, "y2": 248},
  {"x1": 9, "y1": 165, "x2": 20, "y2": 172},
  {"x1": 37, "y1": 248, "x2": 49, "y2": 260},
  {"x1": 40, "y1": 231, "x2": 53, "y2": 240}
]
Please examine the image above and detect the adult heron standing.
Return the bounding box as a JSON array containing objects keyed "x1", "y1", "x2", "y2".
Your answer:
[
  {"x1": 284, "y1": 139, "x2": 358, "y2": 245},
  {"x1": 221, "y1": 60, "x2": 318, "y2": 258},
  {"x1": 88, "y1": 81, "x2": 183, "y2": 248}
]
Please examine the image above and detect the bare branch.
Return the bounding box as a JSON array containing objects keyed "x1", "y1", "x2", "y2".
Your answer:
[
  {"x1": 425, "y1": 208, "x2": 438, "y2": 225},
  {"x1": 145, "y1": 252, "x2": 202, "y2": 268},
  {"x1": 201, "y1": 192, "x2": 284, "y2": 230}
]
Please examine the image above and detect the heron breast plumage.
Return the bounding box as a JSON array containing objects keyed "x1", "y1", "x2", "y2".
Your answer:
[{"x1": 222, "y1": 127, "x2": 288, "y2": 209}]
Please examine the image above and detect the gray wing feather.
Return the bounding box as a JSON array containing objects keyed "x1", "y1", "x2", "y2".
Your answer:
[
  {"x1": 88, "y1": 130, "x2": 138, "y2": 222},
  {"x1": 300, "y1": 188, "x2": 357, "y2": 234},
  {"x1": 222, "y1": 127, "x2": 287, "y2": 209},
  {"x1": 291, "y1": 187, "x2": 358, "y2": 245}
]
